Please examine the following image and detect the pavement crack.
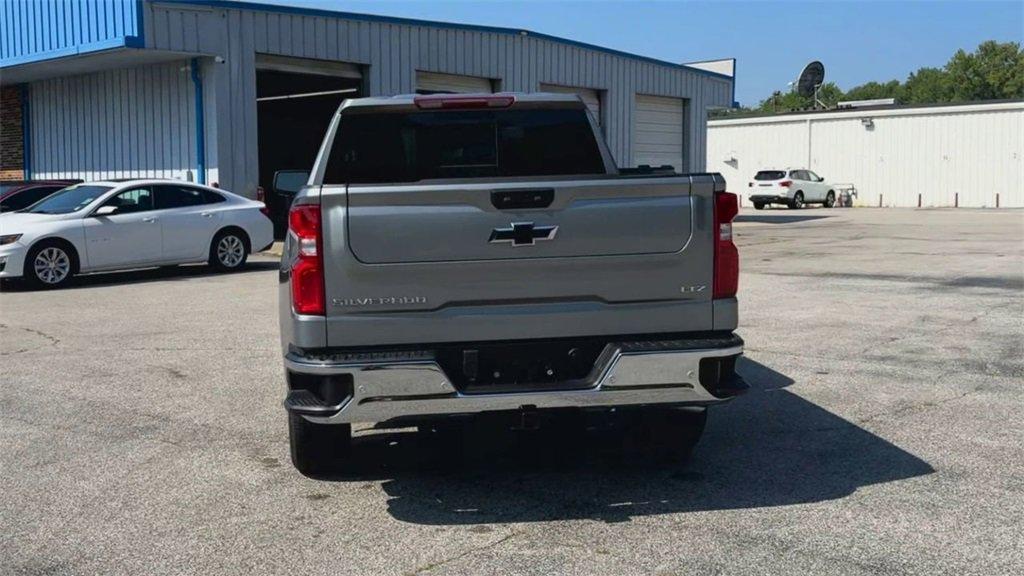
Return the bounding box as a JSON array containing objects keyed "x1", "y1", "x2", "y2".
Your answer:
[
  {"x1": 406, "y1": 530, "x2": 522, "y2": 575},
  {"x1": 25, "y1": 327, "x2": 60, "y2": 346},
  {"x1": 0, "y1": 348, "x2": 31, "y2": 356},
  {"x1": 0, "y1": 323, "x2": 61, "y2": 354}
]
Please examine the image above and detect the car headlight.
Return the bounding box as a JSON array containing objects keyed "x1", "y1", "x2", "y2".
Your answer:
[{"x1": 0, "y1": 234, "x2": 23, "y2": 246}]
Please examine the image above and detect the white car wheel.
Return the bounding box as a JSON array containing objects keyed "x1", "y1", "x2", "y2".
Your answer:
[
  {"x1": 210, "y1": 230, "x2": 249, "y2": 271},
  {"x1": 25, "y1": 243, "x2": 75, "y2": 288},
  {"x1": 790, "y1": 192, "x2": 805, "y2": 209}
]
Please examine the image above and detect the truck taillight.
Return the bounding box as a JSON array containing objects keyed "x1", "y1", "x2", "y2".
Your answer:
[
  {"x1": 779, "y1": 180, "x2": 792, "y2": 188},
  {"x1": 289, "y1": 204, "x2": 324, "y2": 316},
  {"x1": 713, "y1": 191, "x2": 739, "y2": 299}
]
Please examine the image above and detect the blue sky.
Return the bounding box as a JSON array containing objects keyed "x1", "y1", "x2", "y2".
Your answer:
[{"x1": 249, "y1": 1, "x2": 1024, "y2": 106}]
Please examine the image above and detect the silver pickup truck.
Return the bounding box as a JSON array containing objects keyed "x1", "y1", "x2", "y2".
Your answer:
[{"x1": 279, "y1": 92, "x2": 745, "y2": 474}]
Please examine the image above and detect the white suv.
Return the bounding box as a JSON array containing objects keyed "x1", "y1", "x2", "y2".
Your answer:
[{"x1": 748, "y1": 169, "x2": 836, "y2": 210}]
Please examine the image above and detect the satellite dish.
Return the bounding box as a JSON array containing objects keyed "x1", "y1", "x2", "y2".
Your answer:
[{"x1": 796, "y1": 61, "x2": 825, "y2": 97}]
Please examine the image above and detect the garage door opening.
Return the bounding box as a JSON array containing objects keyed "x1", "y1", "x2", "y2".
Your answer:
[
  {"x1": 256, "y1": 56, "x2": 363, "y2": 236},
  {"x1": 633, "y1": 94, "x2": 688, "y2": 172}
]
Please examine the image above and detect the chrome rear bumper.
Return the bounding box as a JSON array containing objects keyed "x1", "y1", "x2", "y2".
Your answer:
[{"x1": 284, "y1": 337, "x2": 745, "y2": 425}]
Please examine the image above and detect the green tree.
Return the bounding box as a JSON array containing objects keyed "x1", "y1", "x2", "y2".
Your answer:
[
  {"x1": 759, "y1": 89, "x2": 810, "y2": 112},
  {"x1": 816, "y1": 82, "x2": 845, "y2": 107},
  {"x1": 842, "y1": 79, "x2": 903, "y2": 102},
  {"x1": 754, "y1": 81, "x2": 844, "y2": 113},
  {"x1": 946, "y1": 40, "x2": 1024, "y2": 100},
  {"x1": 901, "y1": 67, "x2": 951, "y2": 104},
  {"x1": 734, "y1": 40, "x2": 1023, "y2": 116}
]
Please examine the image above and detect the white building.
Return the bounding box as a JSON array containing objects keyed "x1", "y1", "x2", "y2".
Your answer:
[{"x1": 708, "y1": 100, "x2": 1024, "y2": 208}]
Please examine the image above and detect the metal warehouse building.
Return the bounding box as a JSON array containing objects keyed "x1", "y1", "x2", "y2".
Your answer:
[
  {"x1": 0, "y1": 0, "x2": 735, "y2": 197},
  {"x1": 708, "y1": 100, "x2": 1024, "y2": 208}
]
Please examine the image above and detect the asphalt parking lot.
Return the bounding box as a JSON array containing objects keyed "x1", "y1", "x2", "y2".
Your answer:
[{"x1": 2, "y1": 207, "x2": 1022, "y2": 576}]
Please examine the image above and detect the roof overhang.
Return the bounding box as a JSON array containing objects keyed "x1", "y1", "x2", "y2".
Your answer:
[{"x1": 0, "y1": 47, "x2": 204, "y2": 85}]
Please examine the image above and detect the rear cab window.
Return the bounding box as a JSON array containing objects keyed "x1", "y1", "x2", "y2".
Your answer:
[
  {"x1": 324, "y1": 105, "x2": 607, "y2": 184},
  {"x1": 754, "y1": 171, "x2": 786, "y2": 181}
]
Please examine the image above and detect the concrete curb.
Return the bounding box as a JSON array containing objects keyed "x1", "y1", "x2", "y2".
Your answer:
[{"x1": 259, "y1": 241, "x2": 284, "y2": 257}]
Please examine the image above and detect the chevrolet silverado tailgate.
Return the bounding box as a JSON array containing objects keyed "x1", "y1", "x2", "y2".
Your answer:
[
  {"x1": 320, "y1": 174, "x2": 722, "y2": 347},
  {"x1": 347, "y1": 179, "x2": 690, "y2": 262}
]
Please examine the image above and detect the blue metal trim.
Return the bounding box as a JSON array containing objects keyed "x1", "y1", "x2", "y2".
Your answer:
[
  {"x1": 732, "y1": 59, "x2": 738, "y2": 108},
  {"x1": 0, "y1": 0, "x2": 144, "y2": 68},
  {"x1": 135, "y1": 0, "x2": 146, "y2": 47},
  {"x1": 190, "y1": 58, "x2": 206, "y2": 185},
  {"x1": 20, "y1": 84, "x2": 30, "y2": 179},
  {"x1": 0, "y1": 37, "x2": 141, "y2": 68},
  {"x1": 160, "y1": 0, "x2": 735, "y2": 81}
]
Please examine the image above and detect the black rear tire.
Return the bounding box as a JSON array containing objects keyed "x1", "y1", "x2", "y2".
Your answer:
[
  {"x1": 623, "y1": 407, "x2": 707, "y2": 463},
  {"x1": 753, "y1": 202, "x2": 765, "y2": 210},
  {"x1": 288, "y1": 413, "x2": 352, "y2": 476},
  {"x1": 789, "y1": 192, "x2": 804, "y2": 209}
]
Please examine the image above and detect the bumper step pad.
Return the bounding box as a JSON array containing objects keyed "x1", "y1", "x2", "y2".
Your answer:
[{"x1": 284, "y1": 389, "x2": 347, "y2": 415}]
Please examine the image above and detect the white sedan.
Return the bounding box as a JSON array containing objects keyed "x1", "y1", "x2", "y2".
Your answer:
[{"x1": 0, "y1": 179, "x2": 273, "y2": 288}]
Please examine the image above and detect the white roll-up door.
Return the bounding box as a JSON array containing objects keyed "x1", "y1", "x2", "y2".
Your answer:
[
  {"x1": 633, "y1": 94, "x2": 686, "y2": 170},
  {"x1": 416, "y1": 71, "x2": 494, "y2": 94},
  {"x1": 539, "y1": 84, "x2": 602, "y2": 126}
]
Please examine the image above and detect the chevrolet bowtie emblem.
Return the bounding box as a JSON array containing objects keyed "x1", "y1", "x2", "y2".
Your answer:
[{"x1": 489, "y1": 222, "x2": 559, "y2": 247}]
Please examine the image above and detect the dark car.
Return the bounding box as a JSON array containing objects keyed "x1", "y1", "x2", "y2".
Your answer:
[
  {"x1": 0, "y1": 180, "x2": 82, "y2": 212},
  {"x1": 263, "y1": 169, "x2": 308, "y2": 238}
]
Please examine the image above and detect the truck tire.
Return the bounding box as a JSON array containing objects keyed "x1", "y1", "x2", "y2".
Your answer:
[
  {"x1": 288, "y1": 413, "x2": 352, "y2": 475},
  {"x1": 625, "y1": 407, "x2": 707, "y2": 463},
  {"x1": 789, "y1": 192, "x2": 804, "y2": 209},
  {"x1": 753, "y1": 202, "x2": 765, "y2": 210}
]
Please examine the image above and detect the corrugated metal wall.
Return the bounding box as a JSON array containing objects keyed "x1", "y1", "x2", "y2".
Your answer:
[
  {"x1": 29, "y1": 61, "x2": 198, "y2": 182},
  {"x1": 0, "y1": 0, "x2": 142, "y2": 67},
  {"x1": 144, "y1": 2, "x2": 732, "y2": 195},
  {"x1": 708, "y1": 102, "x2": 1024, "y2": 208}
]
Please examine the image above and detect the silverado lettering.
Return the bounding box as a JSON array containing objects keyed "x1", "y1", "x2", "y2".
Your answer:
[{"x1": 332, "y1": 296, "x2": 428, "y2": 307}]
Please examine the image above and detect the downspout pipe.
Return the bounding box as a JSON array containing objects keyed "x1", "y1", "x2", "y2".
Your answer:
[
  {"x1": 21, "y1": 84, "x2": 31, "y2": 179},
  {"x1": 190, "y1": 58, "x2": 206, "y2": 185}
]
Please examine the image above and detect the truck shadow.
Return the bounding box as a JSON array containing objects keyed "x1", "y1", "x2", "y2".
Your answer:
[{"x1": 321, "y1": 358, "x2": 934, "y2": 524}]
